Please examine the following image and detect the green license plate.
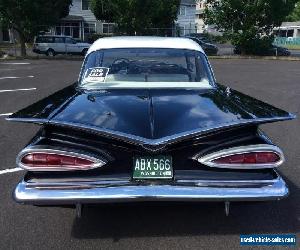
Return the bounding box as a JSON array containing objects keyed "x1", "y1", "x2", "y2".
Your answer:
[{"x1": 133, "y1": 155, "x2": 173, "y2": 179}]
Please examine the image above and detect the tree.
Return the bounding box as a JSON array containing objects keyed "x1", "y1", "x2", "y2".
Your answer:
[
  {"x1": 204, "y1": 0, "x2": 297, "y2": 55},
  {"x1": 0, "y1": 0, "x2": 72, "y2": 56},
  {"x1": 286, "y1": 1, "x2": 300, "y2": 21},
  {"x1": 90, "y1": 0, "x2": 181, "y2": 35}
]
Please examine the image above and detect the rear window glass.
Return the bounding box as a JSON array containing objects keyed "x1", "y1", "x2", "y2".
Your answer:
[{"x1": 79, "y1": 48, "x2": 214, "y2": 89}]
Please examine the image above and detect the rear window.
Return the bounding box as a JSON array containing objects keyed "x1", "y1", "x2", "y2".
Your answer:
[
  {"x1": 35, "y1": 36, "x2": 54, "y2": 43},
  {"x1": 79, "y1": 48, "x2": 214, "y2": 89}
]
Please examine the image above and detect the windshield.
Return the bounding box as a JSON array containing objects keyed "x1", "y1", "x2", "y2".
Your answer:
[{"x1": 79, "y1": 48, "x2": 214, "y2": 89}]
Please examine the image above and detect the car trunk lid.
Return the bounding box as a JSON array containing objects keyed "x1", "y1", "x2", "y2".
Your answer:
[{"x1": 7, "y1": 85, "x2": 295, "y2": 145}]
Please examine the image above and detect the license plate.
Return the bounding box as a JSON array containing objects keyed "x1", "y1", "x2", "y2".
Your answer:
[{"x1": 133, "y1": 155, "x2": 173, "y2": 179}]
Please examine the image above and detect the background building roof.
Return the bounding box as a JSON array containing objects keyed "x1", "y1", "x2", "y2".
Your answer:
[{"x1": 181, "y1": 0, "x2": 196, "y2": 6}]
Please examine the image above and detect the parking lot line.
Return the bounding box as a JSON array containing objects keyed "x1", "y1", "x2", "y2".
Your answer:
[
  {"x1": 0, "y1": 62, "x2": 31, "y2": 65},
  {"x1": 0, "y1": 167, "x2": 23, "y2": 175},
  {"x1": 0, "y1": 76, "x2": 34, "y2": 80},
  {"x1": 0, "y1": 87, "x2": 36, "y2": 93},
  {"x1": 0, "y1": 113, "x2": 13, "y2": 117}
]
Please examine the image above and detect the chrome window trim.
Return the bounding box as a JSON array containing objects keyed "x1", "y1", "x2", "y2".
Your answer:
[
  {"x1": 16, "y1": 145, "x2": 106, "y2": 171},
  {"x1": 194, "y1": 144, "x2": 285, "y2": 169},
  {"x1": 78, "y1": 47, "x2": 215, "y2": 88},
  {"x1": 204, "y1": 54, "x2": 217, "y2": 86}
]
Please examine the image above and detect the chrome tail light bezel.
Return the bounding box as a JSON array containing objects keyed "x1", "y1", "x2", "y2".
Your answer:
[
  {"x1": 16, "y1": 146, "x2": 107, "y2": 171},
  {"x1": 194, "y1": 144, "x2": 285, "y2": 169}
]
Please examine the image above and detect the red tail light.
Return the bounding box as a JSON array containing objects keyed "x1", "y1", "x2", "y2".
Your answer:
[
  {"x1": 213, "y1": 152, "x2": 280, "y2": 164},
  {"x1": 195, "y1": 145, "x2": 284, "y2": 169},
  {"x1": 17, "y1": 148, "x2": 106, "y2": 171}
]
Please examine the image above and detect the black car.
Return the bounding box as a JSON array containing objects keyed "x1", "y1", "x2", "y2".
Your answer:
[
  {"x1": 185, "y1": 36, "x2": 218, "y2": 55},
  {"x1": 8, "y1": 37, "x2": 295, "y2": 217},
  {"x1": 234, "y1": 45, "x2": 291, "y2": 56},
  {"x1": 185, "y1": 33, "x2": 213, "y2": 43}
]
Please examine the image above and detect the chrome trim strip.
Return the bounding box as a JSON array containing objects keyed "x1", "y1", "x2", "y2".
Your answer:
[
  {"x1": 25, "y1": 177, "x2": 278, "y2": 189},
  {"x1": 204, "y1": 54, "x2": 217, "y2": 86},
  {"x1": 13, "y1": 176, "x2": 289, "y2": 204},
  {"x1": 195, "y1": 144, "x2": 285, "y2": 169},
  {"x1": 7, "y1": 114, "x2": 296, "y2": 147},
  {"x1": 16, "y1": 145, "x2": 106, "y2": 171},
  {"x1": 176, "y1": 179, "x2": 277, "y2": 186},
  {"x1": 5, "y1": 117, "x2": 48, "y2": 124}
]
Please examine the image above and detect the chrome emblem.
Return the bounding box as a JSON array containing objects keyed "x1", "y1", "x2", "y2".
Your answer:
[{"x1": 141, "y1": 144, "x2": 166, "y2": 152}]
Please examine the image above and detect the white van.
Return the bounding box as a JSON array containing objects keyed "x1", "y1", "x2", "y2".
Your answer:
[{"x1": 33, "y1": 35, "x2": 91, "y2": 56}]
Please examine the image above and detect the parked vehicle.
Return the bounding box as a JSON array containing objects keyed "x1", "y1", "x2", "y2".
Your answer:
[
  {"x1": 8, "y1": 37, "x2": 295, "y2": 217},
  {"x1": 185, "y1": 33, "x2": 212, "y2": 43},
  {"x1": 33, "y1": 35, "x2": 90, "y2": 56},
  {"x1": 234, "y1": 45, "x2": 291, "y2": 56},
  {"x1": 185, "y1": 36, "x2": 218, "y2": 55}
]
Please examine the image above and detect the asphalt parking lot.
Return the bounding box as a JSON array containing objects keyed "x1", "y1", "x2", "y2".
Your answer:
[{"x1": 0, "y1": 58, "x2": 299, "y2": 249}]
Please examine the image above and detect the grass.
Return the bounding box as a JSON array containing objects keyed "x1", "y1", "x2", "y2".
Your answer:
[{"x1": 280, "y1": 44, "x2": 300, "y2": 50}]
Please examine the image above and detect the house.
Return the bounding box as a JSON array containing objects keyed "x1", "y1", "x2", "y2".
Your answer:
[
  {"x1": 0, "y1": 25, "x2": 17, "y2": 43},
  {"x1": 274, "y1": 22, "x2": 300, "y2": 38},
  {"x1": 0, "y1": 0, "x2": 115, "y2": 43},
  {"x1": 195, "y1": 0, "x2": 220, "y2": 35},
  {"x1": 273, "y1": 21, "x2": 300, "y2": 47},
  {"x1": 175, "y1": 0, "x2": 220, "y2": 36},
  {"x1": 0, "y1": 28, "x2": 13, "y2": 43},
  {"x1": 195, "y1": 0, "x2": 206, "y2": 33},
  {"x1": 47, "y1": 0, "x2": 115, "y2": 41},
  {"x1": 175, "y1": 0, "x2": 197, "y2": 36}
]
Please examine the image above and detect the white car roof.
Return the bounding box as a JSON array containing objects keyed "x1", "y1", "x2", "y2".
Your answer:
[{"x1": 87, "y1": 36, "x2": 205, "y2": 55}]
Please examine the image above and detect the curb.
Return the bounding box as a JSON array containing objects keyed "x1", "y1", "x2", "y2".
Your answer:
[{"x1": 208, "y1": 55, "x2": 300, "y2": 61}]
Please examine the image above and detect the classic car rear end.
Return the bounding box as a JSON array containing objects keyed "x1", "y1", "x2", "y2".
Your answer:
[{"x1": 8, "y1": 37, "x2": 295, "y2": 216}]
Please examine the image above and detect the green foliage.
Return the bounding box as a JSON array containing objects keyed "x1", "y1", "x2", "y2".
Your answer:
[
  {"x1": 90, "y1": 0, "x2": 181, "y2": 35},
  {"x1": 202, "y1": 33, "x2": 227, "y2": 44},
  {"x1": 0, "y1": 0, "x2": 72, "y2": 55},
  {"x1": 204, "y1": 0, "x2": 297, "y2": 55},
  {"x1": 286, "y1": 2, "x2": 300, "y2": 21}
]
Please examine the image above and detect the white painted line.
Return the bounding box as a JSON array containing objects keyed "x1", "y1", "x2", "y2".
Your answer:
[
  {"x1": 0, "y1": 167, "x2": 23, "y2": 175},
  {"x1": 0, "y1": 87, "x2": 36, "y2": 93},
  {"x1": 0, "y1": 76, "x2": 34, "y2": 80},
  {"x1": 0, "y1": 113, "x2": 13, "y2": 117},
  {"x1": 0, "y1": 62, "x2": 30, "y2": 65}
]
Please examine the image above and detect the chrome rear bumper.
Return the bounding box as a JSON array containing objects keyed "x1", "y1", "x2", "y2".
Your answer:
[{"x1": 13, "y1": 176, "x2": 289, "y2": 205}]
